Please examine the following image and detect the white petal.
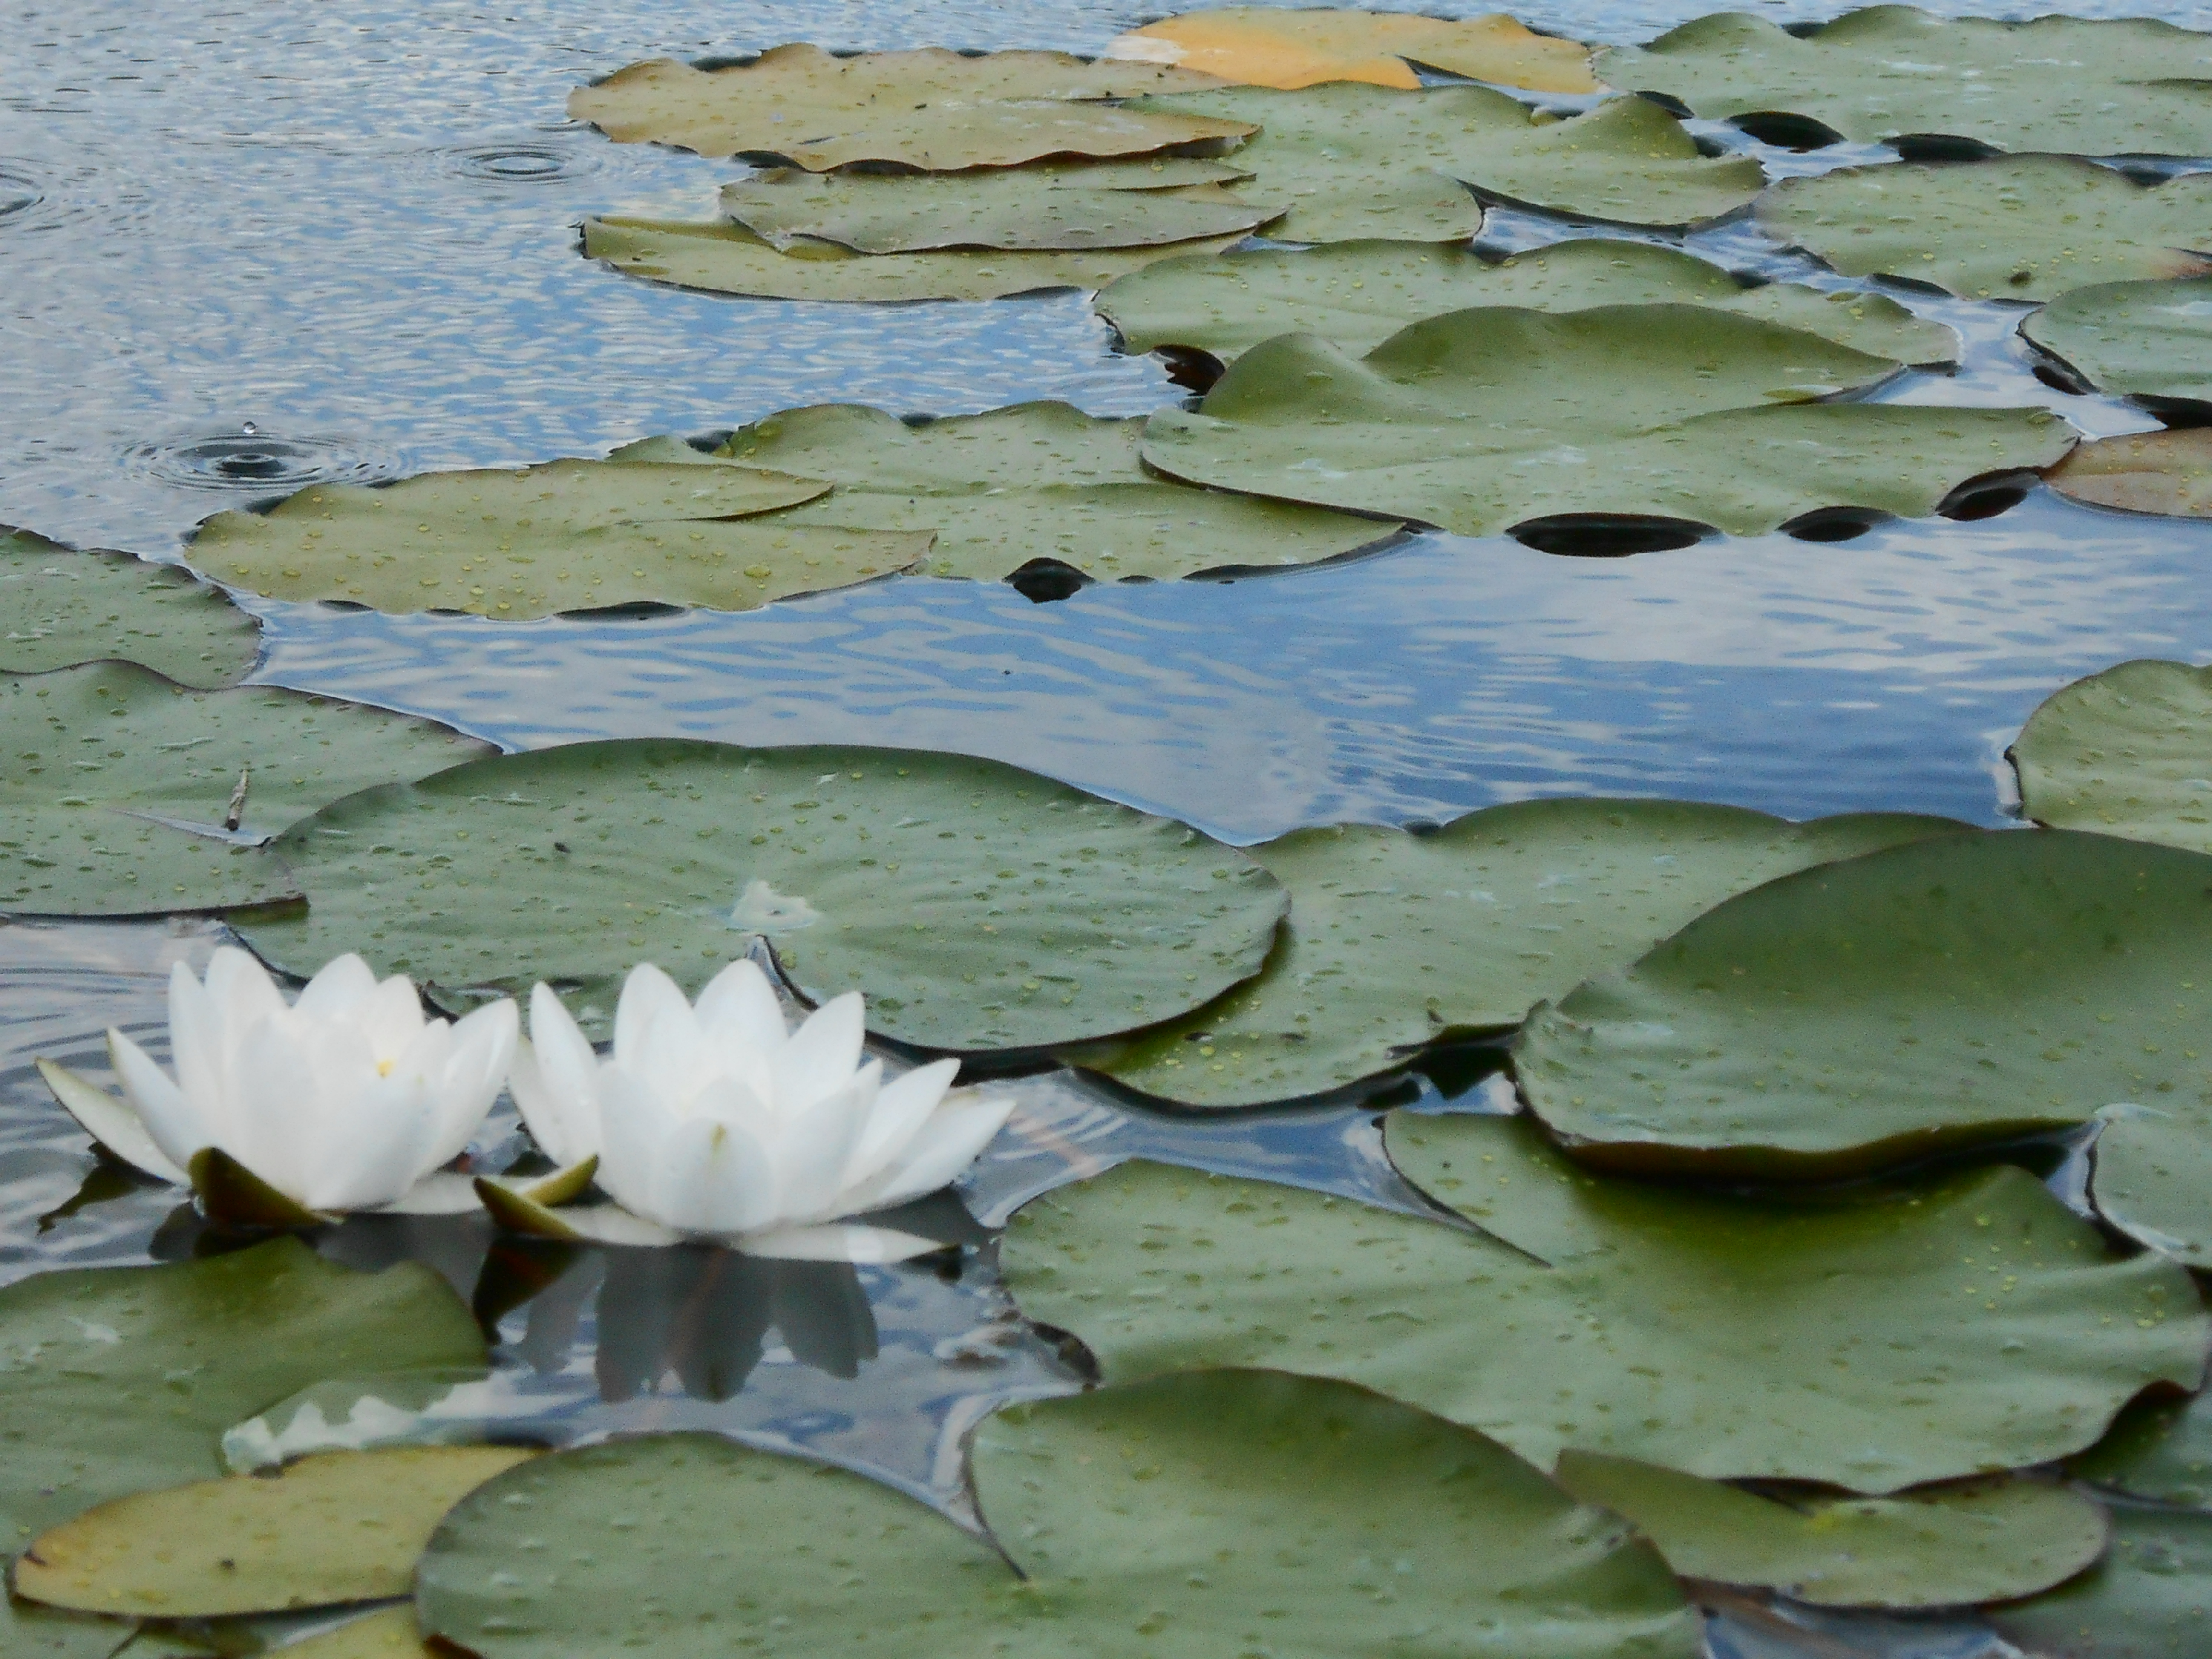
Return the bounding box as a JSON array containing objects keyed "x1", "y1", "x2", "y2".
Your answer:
[
  {"x1": 865, "y1": 1093, "x2": 1015, "y2": 1210},
  {"x1": 844, "y1": 1058, "x2": 959, "y2": 1190},
  {"x1": 369, "y1": 1171, "x2": 486, "y2": 1215},
  {"x1": 633, "y1": 995, "x2": 715, "y2": 1114},
  {"x1": 416, "y1": 999, "x2": 516, "y2": 1173},
  {"x1": 204, "y1": 946, "x2": 287, "y2": 1049},
  {"x1": 513, "y1": 985, "x2": 603, "y2": 1166},
  {"x1": 613, "y1": 962, "x2": 693, "y2": 1069},
  {"x1": 695, "y1": 958, "x2": 787, "y2": 1099},
  {"x1": 166, "y1": 961, "x2": 228, "y2": 1132},
  {"x1": 226, "y1": 1014, "x2": 324, "y2": 1201},
  {"x1": 594, "y1": 1066, "x2": 681, "y2": 1219},
  {"x1": 739, "y1": 1222, "x2": 941, "y2": 1263},
  {"x1": 290, "y1": 953, "x2": 379, "y2": 1022},
  {"x1": 771, "y1": 992, "x2": 865, "y2": 1116},
  {"x1": 108, "y1": 1028, "x2": 215, "y2": 1176},
  {"x1": 299, "y1": 1065, "x2": 429, "y2": 1211},
  {"x1": 652, "y1": 1114, "x2": 781, "y2": 1235},
  {"x1": 359, "y1": 972, "x2": 428, "y2": 1057},
  {"x1": 39, "y1": 1056, "x2": 189, "y2": 1184},
  {"x1": 777, "y1": 1065, "x2": 880, "y2": 1223},
  {"x1": 547, "y1": 1203, "x2": 683, "y2": 1247}
]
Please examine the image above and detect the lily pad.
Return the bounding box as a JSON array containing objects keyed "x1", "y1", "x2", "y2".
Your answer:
[
  {"x1": 720, "y1": 160, "x2": 1280, "y2": 253},
  {"x1": 582, "y1": 214, "x2": 1247, "y2": 302},
  {"x1": 1986, "y1": 1507, "x2": 2212, "y2": 1659},
  {"x1": 186, "y1": 458, "x2": 935, "y2": 620},
  {"x1": 1599, "y1": 9, "x2": 2212, "y2": 157},
  {"x1": 1552, "y1": 1454, "x2": 2109, "y2": 1609},
  {"x1": 2, "y1": 661, "x2": 488, "y2": 918},
  {"x1": 2025, "y1": 278, "x2": 2212, "y2": 409},
  {"x1": 1096, "y1": 237, "x2": 1960, "y2": 364},
  {"x1": 1759, "y1": 156, "x2": 2212, "y2": 302},
  {"x1": 567, "y1": 46, "x2": 1244, "y2": 169},
  {"x1": 418, "y1": 1372, "x2": 1699, "y2": 1658},
  {"x1": 1134, "y1": 83, "x2": 1761, "y2": 240},
  {"x1": 0, "y1": 1598, "x2": 121, "y2": 1659},
  {"x1": 1072, "y1": 800, "x2": 1969, "y2": 1108},
  {"x1": 231, "y1": 739, "x2": 1286, "y2": 1054},
  {"x1": 2, "y1": 529, "x2": 259, "y2": 688},
  {"x1": 1139, "y1": 305, "x2": 2069, "y2": 538},
  {"x1": 0, "y1": 1239, "x2": 486, "y2": 1548},
  {"x1": 1516, "y1": 829, "x2": 2212, "y2": 1179},
  {"x1": 1107, "y1": 9, "x2": 1597, "y2": 93},
  {"x1": 2070, "y1": 1392, "x2": 2212, "y2": 1505},
  {"x1": 2046, "y1": 431, "x2": 2212, "y2": 517},
  {"x1": 263, "y1": 1608, "x2": 432, "y2": 1658},
  {"x1": 1001, "y1": 1108, "x2": 2205, "y2": 1491},
  {"x1": 16, "y1": 1447, "x2": 533, "y2": 1617},
  {"x1": 705, "y1": 401, "x2": 1400, "y2": 583},
  {"x1": 2013, "y1": 660, "x2": 2212, "y2": 855}
]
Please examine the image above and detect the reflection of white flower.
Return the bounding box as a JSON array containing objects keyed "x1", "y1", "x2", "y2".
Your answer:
[
  {"x1": 506, "y1": 960, "x2": 1010, "y2": 1258},
  {"x1": 38, "y1": 948, "x2": 516, "y2": 1217}
]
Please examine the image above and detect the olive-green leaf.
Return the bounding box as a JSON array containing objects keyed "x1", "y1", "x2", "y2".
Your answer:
[
  {"x1": 1, "y1": 529, "x2": 259, "y2": 689},
  {"x1": 185, "y1": 458, "x2": 934, "y2": 620},
  {"x1": 1760, "y1": 156, "x2": 2212, "y2": 303},
  {"x1": 2013, "y1": 660, "x2": 2212, "y2": 855},
  {"x1": 582, "y1": 215, "x2": 1247, "y2": 302},
  {"x1": 1516, "y1": 829, "x2": 2212, "y2": 1179},
  {"x1": 2045, "y1": 431, "x2": 2212, "y2": 517},
  {"x1": 720, "y1": 160, "x2": 1279, "y2": 253},
  {"x1": 1139, "y1": 306, "x2": 2069, "y2": 538},
  {"x1": 2069, "y1": 1391, "x2": 2212, "y2": 1505},
  {"x1": 1552, "y1": 1454, "x2": 2109, "y2": 1609},
  {"x1": 567, "y1": 45, "x2": 1244, "y2": 169},
  {"x1": 708, "y1": 401, "x2": 1398, "y2": 583},
  {"x1": 1599, "y1": 8, "x2": 2212, "y2": 157},
  {"x1": 0, "y1": 1240, "x2": 487, "y2": 1549},
  {"x1": 1987, "y1": 1507, "x2": 2212, "y2": 1659},
  {"x1": 1096, "y1": 236, "x2": 1960, "y2": 364},
  {"x1": 2, "y1": 661, "x2": 488, "y2": 918},
  {"x1": 1132, "y1": 83, "x2": 1760, "y2": 240},
  {"x1": 1071, "y1": 800, "x2": 1969, "y2": 1108},
  {"x1": 2025, "y1": 277, "x2": 2212, "y2": 408},
  {"x1": 1003, "y1": 1109, "x2": 2203, "y2": 1491},
  {"x1": 417, "y1": 1374, "x2": 1700, "y2": 1659},
  {"x1": 16, "y1": 1447, "x2": 533, "y2": 1617},
  {"x1": 230, "y1": 739, "x2": 1286, "y2": 1053}
]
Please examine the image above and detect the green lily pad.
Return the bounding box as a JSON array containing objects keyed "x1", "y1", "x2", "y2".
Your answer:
[
  {"x1": 1071, "y1": 800, "x2": 1969, "y2": 1108},
  {"x1": 701, "y1": 401, "x2": 1398, "y2": 583},
  {"x1": 567, "y1": 45, "x2": 1245, "y2": 169},
  {"x1": 1986, "y1": 1507, "x2": 2212, "y2": 1659},
  {"x1": 2025, "y1": 278, "x2": 2212, "y2": 408},
  {"x1": 2, "y1": 661, "x2": 489, "y2": 918},
  {"x1": 418, "y1": 1372, "x2": 1699, "y2": 1658},
  {"x1": 1139, "y1": 305, "x2": 2069, "y2": 538},
  {"x1": 1552, "y1": 1454, "x2": 2108, "y2": 1609},
  {"x1": 2070, "y1": 1392, "x2": 2212, "y2": 1505},
  {"x1": 1002, "y1": 1109, "x2": 2205, "y2": 1491},
  {"x1": 1599, "y1": 9, "x2": 2212, "y2": 157},
  {"x1": 2046, "y1": 431, "x2": 2212, "y2": 518},
  {"x1": 0, "y1": 1598, "x2": 123, "y2": 1659},
  {"x1": 186, "y1": 458, "x2": 935, "y2": 620},
  {"x1": 1516, "y1": 829, "x2": 2212, "y2": 1179},
  {"x1": 1759, "y1": 156, "x2": 2212, "y2": 303},
  {"x1": 582, "y1": 215, "x2": 1248, "y2": 302},
  {"x1": 2, "y1": 529, "x2": 259, "y2": 689},
  {"x1": 16, "y1": 1447, "x2": 533, "y2": 1618},
  {"x1": 0, "y1": 1239, "x2": 486, "y2": 1549},
  {"x1": 1096, "y1": 236, "x2": 1960, "y2": 364},
  {"x1": 1133, "y1": 83, "x2": 1761, "y2": 240},
  {"x1": 720, "y1": 160, "x2": 1280, "y2": 253},
  {"x1": 2014, "y1": 660, "x2": 2212, "y2": 856},
  {"x1": 231, "y1": 739, "x2": 1286, "y2": 1053},
  {"x1": 1106, "y1": 9, "x2": 1599, "y2": 94}
]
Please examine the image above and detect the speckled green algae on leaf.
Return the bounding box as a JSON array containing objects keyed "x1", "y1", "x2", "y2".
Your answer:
[
  {"x1": 1515, "y1": 829, "x2": 2212, "y2": 1182},
  {"x1": 231, "y1": 740, "x2": 1286, "y2": 1053},
  {"x1": 1071, "y1": 799, "x2": 1971, "y2": 1108},
  {"x1": 1002, "y1": 1110, "x2": 2205, "y2": 1491},
  {"x1": 2024, "y1": 277, "x2": 2212, "y2": 409},
  {"x1": 1139, "y1": 304, "x2": 2071, "y2": 537},
  {"x1": 1, "y1": 660, "x2": 490, "y2": 917},
  {"x1": 416, "y1": 1371, "x2": 1700, "y2": 1659},
  {"x1": 2013, "y1": 661, "x2": 2212, "y2": 857},
  {"x1": 1, "y1": 527, "x2": 259, "y2": 688}
]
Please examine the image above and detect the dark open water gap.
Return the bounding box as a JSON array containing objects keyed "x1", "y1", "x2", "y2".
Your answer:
[{"x1": 9, "y1": 1, "x2": 2212, "y2": 1654}]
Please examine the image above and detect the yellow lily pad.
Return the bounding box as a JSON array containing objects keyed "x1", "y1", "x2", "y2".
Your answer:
[
  {"x1": 270, "y1": 1607, "x2": 433, "y2": 1658},
  {"x1": 15, "y1": 1447, "x2": 534, "y2": 1618},
  {"x1": 1106, "y1": 8, "x2": 1597, "y2": 93},
  {"x1": 2047, "y1": 429, "x2": 2212, "y2": 517}
]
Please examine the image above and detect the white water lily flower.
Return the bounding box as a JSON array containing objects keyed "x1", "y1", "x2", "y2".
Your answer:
[
  {"x1": 38, "y1": 947, "x2": 517, "y2": 1218},
  {"x1": 504, "y1": 960, "x2": 1011, "y2": 1260}
]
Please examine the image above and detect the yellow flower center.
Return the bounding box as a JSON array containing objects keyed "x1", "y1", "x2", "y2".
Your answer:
[{"x1": 376, "y1": 1058, "x2": 395, "y2": 1078}]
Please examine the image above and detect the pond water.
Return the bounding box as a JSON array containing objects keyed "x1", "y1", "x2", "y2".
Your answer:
[{"x1": 9, "y1": 0, "x2": 2212, "y2": 1652}]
